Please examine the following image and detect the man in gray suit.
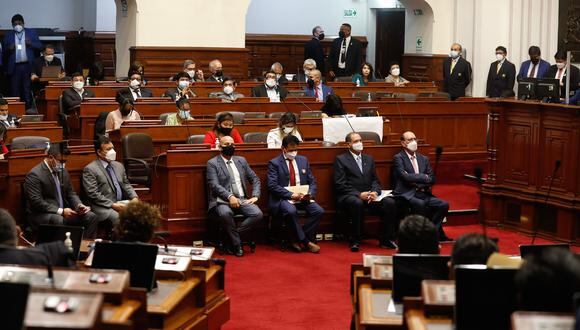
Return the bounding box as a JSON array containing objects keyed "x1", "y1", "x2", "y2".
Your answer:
[
  {"x1": 24, "y1": 143, "x2": 98, "y2": 238},
  {"x1": 206, "y1": 136, "x2": 262, "y2": 257},
  {"x1": 82, "y1": 135, "x2": 138, "y2": 228}
]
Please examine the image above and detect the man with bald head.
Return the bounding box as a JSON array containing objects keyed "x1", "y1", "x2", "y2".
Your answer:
[
  {"x1": 206, "y1": 136, "x2": 262, "y2": 257},
  {"x1": 207, "y1": 59, "x2": 225, "y2": 82},
  {"x1": 443, "y1": 43, "x2": 472, "y2": 100},
  {"x1": 392, "y1": 131, "x2": 452, "y2": 241},
  {"x1": 304, "y1": 69, "x2": 333, "y2": 102}
]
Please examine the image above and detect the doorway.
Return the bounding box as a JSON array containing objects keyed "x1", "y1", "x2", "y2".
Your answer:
[{"x1": 375, "y1": 9, "x2": 405, "y2": 78}]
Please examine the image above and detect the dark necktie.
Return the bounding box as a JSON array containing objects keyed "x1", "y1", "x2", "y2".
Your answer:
[
  {"x1": 339, "y1": 39, "x2": 347, "y2": 64},
  {"x1": 287, "y1": 159, "x2": 296, "y2": 186},
  {"x1": 106, "y1": 165, "x2": 123, "y2": 201},
  {"x1": 226, "y1": 160, "x2": 241, "y2": 198},
  {"x1": 528, "y1": 63, "x2": 537, "y2": 78},
  {"x1": 52, "y1": 173, "x2": 64, "y2": 208}
]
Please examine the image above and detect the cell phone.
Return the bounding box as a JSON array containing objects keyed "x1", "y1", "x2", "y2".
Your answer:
[
  {"x1": 43, "y1": 296, "x2": 77, "y2": 313},
  {"x1": 162, "y1": 257, "x2": 178, "y2": 265},
  {"x1": 190, "y1": 249, "x2": 203, "y2": 256},
  {"x1": 89, "y1": 273, "x2": 112, "y2": 284}
]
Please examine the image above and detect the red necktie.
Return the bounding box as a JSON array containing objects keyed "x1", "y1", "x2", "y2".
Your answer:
[
  {"x1": 287, "y1": 159, "x2": 296, "y2": 186},
  {"x1": 528, "y1": 63, "x2": 537, "y2": 78},
  {"x1": 314, "y1": 86, "x2": 319, "y2": 100}
]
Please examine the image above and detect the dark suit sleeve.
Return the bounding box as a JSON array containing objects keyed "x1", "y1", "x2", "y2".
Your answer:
[
  {"x1": 61, "y1": 90, "x2": 80, "y2": 114},
  {"x1": 368, "y1": 158, "x2": 382, "y2": 195},
  {"x1": 82, "y1": 165, "x2": 114, "y2": 208},
  {"x1": 243, "y1": 159, "x2": 261, "y2": 198},
  {"x1": 118, "y1": 163, "x2": 138, "y2": 199},
  {"x1": 305, "y1": 159, "x2": 317, "y2": 197},
  {"x1": 393, "y1": 153, "x2": 432, "y2": 185},
  {"x1": 517, "y1": 62, "x2": 526, "y2": 81},
  {"x1": 507, "y1": 63, "x2": 516, "y2": 90},
  {"x1": 328, "y1": 40, "x2": 337, "y2": 72},
  {"x1": 465, "y1": 61, "x2": 472, "y2": 86},
  {"x1": 267, "y1": 160, "x2": 293, "y2": 200},
  {"x1": 279, "y1": 87, "x2": 288, "y2": 100},
  {"x1": 24, "y1": 171, "x2": 59, "y2": 214},
  {"x1": 333, "y1": 156, "x2": 360, "y2": 198},
  {"x1": 207, "y1": 160, "x2": 232, "y2": 202},
  {"x1": 486, "y1": 63, "x2": 494, "y2": 96},
  {"x1": 27, "y1": 30, "x2": 42, "y2": 52}
]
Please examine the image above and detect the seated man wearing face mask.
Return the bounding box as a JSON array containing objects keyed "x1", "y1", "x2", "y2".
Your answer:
[
  {"x1": 61, "y1": 72, "x2": 95, "y2": 115},
  {"x1": 165, "y1": 97, "x2": 194, "y2": 126},
  {"x1": 392, "y1": 131, "x2": 452, "y2": 242},
  {"x1": 271, "y1": 62, "x2": 288, "y2": 86},
  {"x1": 251, "y1": 71, "x2": 288, "y2": 102},
  {"x1": 122, "y1": 71, "x2": 153, "y2": 102},
  {"x1": 292, "y1": 58, "x2": 317, "y2": 83},
  {"x1": 385, "y1": 62, "x2": 409, "y2": 86},
  {"x1": 0, "y1": 97, "x2": 18, "y2": 128},
  {"x1": 304, "y1": 69, "x2": 333, "y2": 102},
  {"x1": 24, "y1": 143, "x2": 98, "y2": 238},
  {"x1": 267, "y1": 135, "x2": 322, "y2": 253},
  {"x1": 82, "y1": 135, "x2": 139, "y2": 228},
  {"x1": 334, "y1": 132, "x2": 398, "y2": 252},
  {"x1": 209, "y1": 77, "x2": 245, "y2": 102},
  {"x1": 206, "y1": 135, "x2": 262, "y2": 257},
  {"x1": 176, "y1": 59, "x2": 204, "y2": 82},
  {"x1": 163, "y1": 72, "x2": 197, "y2": 101},
  {"x1": 31, "y1": 44, "x2": 64, "y2": 82},
  {"x1": 105, "y1": 93, "x2": 141, "y2": 133},
  {"x1": 207, "y1": 59, "x2": 225, "y2": 82}
]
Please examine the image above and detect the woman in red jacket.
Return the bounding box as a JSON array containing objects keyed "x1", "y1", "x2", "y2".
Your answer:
[{"x1": 203, "y1": 112, "x2": 244, "y2": 148}]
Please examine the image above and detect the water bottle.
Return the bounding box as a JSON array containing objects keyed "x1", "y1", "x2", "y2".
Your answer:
[
  {"x1": 64, "y1": 232, "x2": 73, "y2": 253},
  {"x1": 367, "y1": 92, "x2": 372, "y2": 102},
  {"x1": 356, "y1": 78, "x2": 361, "y2": 87},
  {"x1": 214, "y1": 138, "x2": 220, "y2": 150}
]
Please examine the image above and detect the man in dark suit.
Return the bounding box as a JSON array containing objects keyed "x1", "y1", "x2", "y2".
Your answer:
[
  {"x1": 121, "y1": 71, "x2": 153, "y2": 102},
  {"x1": 206, "y1": 135, "x2": 263, "y2": 257},
  {"x1": 442, "y1": 43, "x2": 472, "y2": 100},
  {"x1": 267, "y1": 135, "x2": 323, "y2": 253},
  {"x1": 304, "y1": 26, "x2": 326, "y2": 74},
  {"x1": 392, "y1": 131, "x2": 451, "y2": 242},
  {"x1": 31, "y1": 44, "x2": 64, "y2": 81},
  {"x1": 162, "y1": 72, "x2": 196, "y2": 101},
  {"x1": 329, "y1": 23, "x2": 362, "y2": 79},
  {"x1": 24, "y1": 143, "x2": 98, "y2": 238},
  {"x1": 543, "y1": 50, "x2": 580, "y2": 99},
  {"x1": 292, "y1": 58, "x2": 318, "y2": 83},
  {"x1": 251, "y1": 71, "x2": 288, "y2": 101},
  {"x1": 2, "y1": 14, "x2": 42, "y2": 108},
  {"x1": 0, "y1": 98, "x2": 18, "y2": 128},
  {"x1": 207, "y1": 59, "x2": 225, "y2": 82},
  {"x1": 517, "y1": 46, "x2": 551, "y2": 81},
  {"x1": 61, "y1": 72, "x2": 95, "y2": 115},
  {"x1": 333, "y1": 132, "x2": 398, "y2": 252},
  {"x1": 271, "y1": 62, "x2": 289, "y2": 86},
  {"x1": 304, "y1": 69, "x2": 333, "y2": 102},
  {"x1": 486, "y1": 46, "x2": 516, "y2": 98}
]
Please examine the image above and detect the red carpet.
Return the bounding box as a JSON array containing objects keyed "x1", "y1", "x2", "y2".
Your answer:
[{"x1": 221, "y1": 225, "x2": 578, "y2": 330}]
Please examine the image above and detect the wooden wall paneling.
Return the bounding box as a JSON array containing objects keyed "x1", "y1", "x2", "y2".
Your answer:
[{"x1": 401, "y1": 53, "x2": 447, "y2": 90}]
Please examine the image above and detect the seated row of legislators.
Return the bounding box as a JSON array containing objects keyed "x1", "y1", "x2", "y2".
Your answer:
[
  {"x1": 2, "y1": 124, "x2": 451, "y2": 256},
  {"x1": 1, "y1": 13, "x2": 578, "y2": 107}
]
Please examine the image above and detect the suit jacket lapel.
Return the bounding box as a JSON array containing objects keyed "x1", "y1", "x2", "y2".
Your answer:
[
  {"x1": 97, "y1": 160, "x2": 115, "y2": 191},
  {"x1": 216, "y1": 156, "x2": 231, "y2": 186},
  {"x1": 233, "y1": 157, "x2": 248, "y2": 195},
  {"x1": 347, "y1": 153, "x2": 362, "y2": 177}
]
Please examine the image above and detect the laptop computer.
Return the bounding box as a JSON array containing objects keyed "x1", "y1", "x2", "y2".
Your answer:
[
  {"x1": 41, "y1": 66, "x2": 61, "y2": 79},
  {"x1": 36, "y1": 224, "x2": 84, "y2": 260},
  {"x1": 91, "y1": 241, "x2": 158, "y2": 291},
  {"x1": 519, "y1": 243, "x2": 570, "y2": 259}
]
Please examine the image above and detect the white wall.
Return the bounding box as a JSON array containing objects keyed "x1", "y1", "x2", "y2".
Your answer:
[
  {"x1": 96, "y1": 0, "x2": 116, "y2": 32},
  {"x1": 0, "y1": 0, "x2": 96, "y2": 31}
]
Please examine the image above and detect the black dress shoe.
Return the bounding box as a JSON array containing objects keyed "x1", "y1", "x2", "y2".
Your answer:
[
  {"x1": 380, "y1": 240, "x2": 398, "y2": 249},
  {"x1": 439, "y1": 234, "x2": 454, "y2": 242},
  {"x1": 234, "y1": 246, "x2": 244, "y2": 257},
  {"x1": 350, "y1": 243, "x2": 360, "y2": 252}
]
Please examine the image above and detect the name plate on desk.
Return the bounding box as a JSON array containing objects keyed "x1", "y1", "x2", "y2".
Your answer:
[
  {"x1": 363, "y1": 254, "x2": 393, "y2": 268},
  {"x1": 322, "y1": 117, "x2": 384, "y2": 144},
  {"x1": 422, "y1": 280, "x2": 455, "y2": 316},
  {"x1": 158, "y1": 245, "x2": 214, "y2": 268}
]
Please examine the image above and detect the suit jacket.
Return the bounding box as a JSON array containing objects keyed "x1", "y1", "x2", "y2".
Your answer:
[
  {"x1": 517, "y1": 59, "x2": 551, "y2": 80},
  {"x1": 120, "y1": 87, "x2": 154, "y2": 102},
  {"x1": 82, "y1": 159, "x2": 138, "y2": 210},
  {"x1": 251, "y1": 84, "x2": 289, "y2": 100},
  {"x1": 277, "y1": 75, "x2": 289, "y2": 86},
  {"x1": 486, "y1": 60, "x2": 516, "y2": 97},
  {"x1": 333, "y1": 152, "x2": 382, "y2": 203},
  {"x1": 208, "y1": 91, "x2": 244, "y2": 102},
  {"x1": 206, "y1": 155, "x2": 261, "y2": 211},
  {"x1": 207, "y1": 75, "x2": 225, "y2": 82},
  {"x1": 2, "y1": 28, "x2": 42, "y2": 75},
  {"x1": 32, "y1": 56, "x2": 63, "y2": 77},
  {"x1": 543, "y1": 64, "x2": 580, "y2": 98},
  {"x1": 392, "y1": 150, "x2": 435, "y2": 200},
  {"x1": 61, "y1": 88, "x2": 95, "y2": 114},
  {"x1": 304, "y1": 37, "x2": 326, "y2": 73},
  {"x1": 0, "y1": 243, "x2": 74, "y2": 268},
  {"x1": 442, "y1": 57, "x2": 472, "y2": 100},
  {"x1": 329, "y1": 37, "x2": 363, "y2": 76},
  {"x1": 24, "y1": 162, "x2": 82, "y2": 215},
  {"x1": 162, "y1": 87, "x2": 196, "y2": 101},
  {"x1": 0, "y1": 113, "x2": 18, "y2": 128},
  {"x1": 304, "y1": 84, "x2": 333, "y2": 101},
  {"x1": 267, "y1": 154, "x2": 317, "y2": 212}
]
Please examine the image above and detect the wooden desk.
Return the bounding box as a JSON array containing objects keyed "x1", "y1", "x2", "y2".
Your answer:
[
  {"x1": 147, "y1": 279, "x2": 206, "y2": 329},
  {"x1": 357, "y1": 283, "x2": 403, "y2": 329},
  {"x1": 5, "y1": 122, "x2": 63, "y2": 144},
  {"x1": 481, "y1": 100, "x2": 580, "y2": 243},
  {"x1": 5, "y1": 99, "x2": 26, "y2": 117},
  {"x1": 25, "y1": 291, "x2": 103, "y2": 329}
]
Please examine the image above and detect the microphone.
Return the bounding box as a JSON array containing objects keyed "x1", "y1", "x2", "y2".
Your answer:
[
  {"x1": 474, "y1": 166, "x2": 487, "y2": 238},
  {"x1": 531, "y1": 159, "x2": 561, "y2": 244},
  {"x1": 153, "y1": 231, "x2": 176, "y2": 255}
]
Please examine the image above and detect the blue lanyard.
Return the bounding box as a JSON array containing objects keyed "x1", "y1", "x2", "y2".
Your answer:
[{"x1": 15, "y1": 32, "x2": 24, "y2": 43}]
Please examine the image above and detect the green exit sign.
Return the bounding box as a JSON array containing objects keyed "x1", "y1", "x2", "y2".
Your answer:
[{"x1": 344, "y1": 8, "x2": 358, "y2": 18}]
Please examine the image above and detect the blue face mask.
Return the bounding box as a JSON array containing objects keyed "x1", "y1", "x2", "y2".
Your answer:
[
  {"x1": 178, "y1": 110, "x2": 190, "y2": 119},
  {"x1": 55, "y1": 163, "x2": 65, "y2": 172}
]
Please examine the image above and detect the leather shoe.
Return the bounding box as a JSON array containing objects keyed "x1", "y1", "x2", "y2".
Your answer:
[
  {"x1": 439, "y1": 234, "x2": 454, "y2": 242},
  {"x1": 234, "y1": 246, "x2": 244, "y2": 257},
  {"x1": 380, "y1": 240, "x2": 398, "y2": 250},
  {"x1": 304, "y1": 242, "x2": 320, "y2": 253},
  {"x1": 350, "y1": 243, "x2": 360, "y2": 252},
  {"x1": 290, "y1": 242, "x2": 303, "y2": 253}
]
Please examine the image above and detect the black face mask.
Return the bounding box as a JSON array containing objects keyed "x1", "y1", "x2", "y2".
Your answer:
[
  {"x1": 338, "y1": 31, "x2": 346, "y2": 39},
  {"x1": 218, "y1": 126, "x2": 232, "y2": 136},
  {"x1": 531, "y1": 58, "x2": 540, "y2": 64},
  {"x1": 318, "y1": 33, "x2": 325, "y2": 41},
  {"x1": 215, "y1": 70, "x2": 223, "y2": 77},
  {"x1": 307, "y1": 79, "x2": 315, "y2": 89},
  {"x1": 221, "y1": 145, "x2": 235, "y2": 156}
]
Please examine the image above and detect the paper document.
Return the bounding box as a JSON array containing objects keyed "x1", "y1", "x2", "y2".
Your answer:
[
  {"x1": 285, "y1": 185, "x2": 309, "y2": 195},
  {"x1": 373, "y1": 190, "x2": 393, "y2": 202}
]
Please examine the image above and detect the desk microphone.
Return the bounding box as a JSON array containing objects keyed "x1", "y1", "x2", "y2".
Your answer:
[
  {"x1": 153, "y1": 232, "x2": 176, "y2": 255},
  {"x1": 531, "y1": 159, "x2": 561, "y2": 244}
]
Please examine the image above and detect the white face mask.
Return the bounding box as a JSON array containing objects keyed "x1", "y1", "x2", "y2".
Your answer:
[
  {"x1": 265, "y1": 78, "x2": 277, "y2": 88},
  {"x1": 129, "y1": 79, "x2": 141, "y2": 89},
  {"x1": 283, "y1": 126, "x2": 294, "y2": 134},
  {"x1": 13, "y1": 25, "x2": 23, "y2": 33},
  {"x1": 223, "y1": 86, "x2": 234, "y2": 95},
  {"x1": 178, "y1": 110, "x2": 190, "y2": 119},
  {"x1": 391, "y1": 68, "x2": 400, "y2": 76},
  {"x1": 496, "y1": 54, "x2": 504, "y2": 62},
  {"x1": 44, "y1": 55, "x2": 54, "y2": 62},
  {"x1": 304, "y1": 69, "x2": 311, "y2": 76},
  {"x1": 178, "y1": 80, "x2": 190, "y2": 89},
  {"x1": 73, "y1": 81, "x2": 84, "y2": 90},
  {"x1": 285, "y1": 151, "x2": 297, "y2": 160},
  {"x1": 352, "y1": 142, "x2": 363, "y2": 152},
  {"x1": 407, "y1": 140, "x2": 418, "y2": 152},
  {"x1": 0, "y1": 115, "x2": 7, "y2": 121},
  {"x1": 556, "y1": 62, "x2": 566, "y2": 69},
  {"x1": 449, "y1": 50, "x2": 460, "y2": 58},
  {"x1": 104, "y1": 149, "x2": 116, "y2": 162},
  {"x1": 186, "y1": 70, "x2": 196, "y2": 79}
]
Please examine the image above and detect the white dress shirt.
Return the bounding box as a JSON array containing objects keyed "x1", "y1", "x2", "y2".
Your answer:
[
  {"x1": 526, "y1": 61, "x2": 540, "y2": 78},
  {"x1": 44, "y1": 159, "x2": 64, "y2": 215},
  {"x1": 266, "y1": 86, "x2": 280, "y2": 102},
  {"x1": 338, "y1": 36, "x2": 351, "y2": 69},
  {"x1": 221, "y1": 155, "x2": 245, "y2": 198},
  {"x1": 285, "y1": 156, "x2": 301, "y2": 186}
]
